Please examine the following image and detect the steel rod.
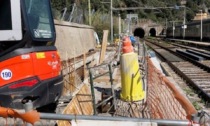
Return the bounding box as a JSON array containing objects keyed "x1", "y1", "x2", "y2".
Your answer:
[
  {"x1": 89, "y1": 69, "x2": 97, "y2": 115},
  {"x1": 40, "y1": 113, "x2": 190, "y2": 126},
  {"x1": 108, "y1": 64, "x2": 116, "y2": 110},
  {"x1": 93, "y1": 71, "x2": 109, "y2": 80},
  {"x1": 88, "y1": 63, "x2": 109, "y2": 69},
  {"x1": 96, "y1": 96, "x2": 113, "y2": 108}
]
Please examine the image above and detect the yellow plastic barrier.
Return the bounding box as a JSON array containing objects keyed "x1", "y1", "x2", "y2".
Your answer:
[{"x1": 120, "y1": 37, "x2": 145, "y2": 101}]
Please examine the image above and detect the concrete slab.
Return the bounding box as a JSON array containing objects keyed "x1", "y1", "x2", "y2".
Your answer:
[{"x1": 54, "y1": 20, "x2": 96, "y2": 61}]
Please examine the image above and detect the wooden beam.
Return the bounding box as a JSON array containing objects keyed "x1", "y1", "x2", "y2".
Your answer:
[{"x1": 99, "y1": 30, "x2": 109, "y2": 64}]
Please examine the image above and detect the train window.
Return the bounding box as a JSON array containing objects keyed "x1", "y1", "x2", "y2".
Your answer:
[
  {"x1": 0, "y1": 0, "x2": 22, "y2": 41},
  {"x1": 0, "y1": 0, "x2": 12, "y2": 30},
  {"x1": 23, "y1": 0, "x2": 54, "y2": 39},
  {"x1": 204, "y1": 25, "x2": 207, "y2": 32}
]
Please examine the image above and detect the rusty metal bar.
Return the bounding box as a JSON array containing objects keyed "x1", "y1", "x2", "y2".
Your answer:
[
  {"x1": 93, "y1": 71, "x2": 109, "y2": 80},
  {"x1": 89, "y1": 69, "x2": 97, "y2": 115},
  {"x1": 87, "y1": 63, "x2": 109, "y2": 69},
  {"x1": 108, "y1": 64, "x2": 116, "y2": 110},
  {"x1": 96, "y1": 96, "x2": 113, "y2": 108}
]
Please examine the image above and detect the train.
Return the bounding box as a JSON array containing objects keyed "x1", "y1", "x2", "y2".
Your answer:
[
  {"x1": 0, "y1": 0, "x2": 63, "y2": 109},
  {"x1": 166, "y1": 19, "x2": 210, "y2": 41}
]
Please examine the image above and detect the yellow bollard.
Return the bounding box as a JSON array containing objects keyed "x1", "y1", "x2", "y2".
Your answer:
[{"x1": 120, "y1": 37, "x2": 145, "y2": 101}]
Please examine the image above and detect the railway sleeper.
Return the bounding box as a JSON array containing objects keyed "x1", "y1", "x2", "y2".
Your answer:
[
  {"x1": 191, "y1": 78, "x2": 210, "y2": 81},
  {"x1": 178, "y1": 66, "x2": 205, "y2": 69},
  {"x1": 199, "y1": 85, "x2": 210, "y2": 88},
  {"x1": 172, "y1": 61, "x2": 192, "y2": 64},
  {"x1": 186, "y1": 76, "x2": 210, "y2": 78},
  {"x1": 186, "y1": 49, "x2": 210, "y2": 60},
  {"x1": 195, "y1": 81, "x2": 210, "y2": 83},
  {"x1": 178, "y1": 67, "x2": 203, "y2": 70},
  {"x1": 173, "y1": 64, "x2": 195, "y2": 67},
  {"x1": 202, "y1": 88, "x2": 210, "y2": 92},
  {"x1": 187, "y1": 75, "x2": 210, "y2": 81},
  {"x1": 180, "y1": 71, "x2": 203, "y2": 73},
  {"x1": 176, "y1": 49, "x2": 204, "y2": 61},
  {"x1": 185, "y1": 73, "x2": 210, "y2": 76}
]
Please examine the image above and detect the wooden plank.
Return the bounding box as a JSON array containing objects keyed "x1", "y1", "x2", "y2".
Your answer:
[
  {"x1": 57, "y1": 83, "x2": 93, "y2": 126},
  {"x1": 99, "y1": 30, "x2": 109, "y2": 64}
]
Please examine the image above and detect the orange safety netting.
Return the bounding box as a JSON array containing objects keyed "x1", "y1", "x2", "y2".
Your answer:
[
  {"x1": 0, "y1": 107, "x2": 40, "y2": 124},
  {"x1": 147, "y1": 58, "x2": 197, "y2": 120},
  {"x1": 0, "y1": 58, "x2": 198, "y2": 125}
]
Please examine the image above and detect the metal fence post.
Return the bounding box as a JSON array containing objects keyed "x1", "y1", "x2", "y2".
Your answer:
[
  {"x1": 24, "y1": 100, "x2": 33, "y2": 126},
  {"x1": 89, "y1": 69, "x2": 97, "y2": 115},
  {"x1": 108, "y1": 64, "x2": 116, "y2": 110}
]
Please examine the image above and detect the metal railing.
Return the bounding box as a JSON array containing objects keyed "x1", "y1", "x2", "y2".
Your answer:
[{"x1": 88, "y1": 63, "x2": 116, "y2": 115}]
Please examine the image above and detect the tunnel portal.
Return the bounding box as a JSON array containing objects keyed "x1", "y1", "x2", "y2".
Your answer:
[
  {"x1": 134, "y1": 28, "x2": 145, "y2": 38},
  {"x1": 149, "y1": 28, "x2": 156, "y2": 37}
]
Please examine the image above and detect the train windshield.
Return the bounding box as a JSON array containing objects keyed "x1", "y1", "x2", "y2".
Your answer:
[{"x1": 23, "y1": 0, "x2": 54, "y2": 39}]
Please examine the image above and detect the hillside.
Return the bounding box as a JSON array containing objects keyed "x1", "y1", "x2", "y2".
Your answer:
[
  {"x1": 50, "y1": 0, "x2": 210, "y2": 39},
  {"x1": 51, "y1": 0, "x2": 210, "y2": 22}
]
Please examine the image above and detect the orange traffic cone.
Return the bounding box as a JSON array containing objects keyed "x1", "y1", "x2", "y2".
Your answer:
[{"x1": 122, "y1": 36, "x2": 133, "y2": 53}]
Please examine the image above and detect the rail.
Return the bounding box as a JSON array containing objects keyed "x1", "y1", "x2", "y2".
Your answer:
[{"x1": 168, "y1": 39, "x2": 210, "y2": 46}]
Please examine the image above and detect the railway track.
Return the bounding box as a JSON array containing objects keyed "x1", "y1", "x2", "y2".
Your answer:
[
  {"x1": 170, "y1": 43, "x2": 210, "y2": 53},
  {"x1": 146, "y1": 39, "x2": 210, "y2": 105}
]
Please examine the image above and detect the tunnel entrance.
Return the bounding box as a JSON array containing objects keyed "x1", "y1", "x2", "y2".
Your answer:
[
  {"x1": 149, "y1": 28, "x2": 156, "y2": 37},
  {"x1": 134, "y1": 27, "x2": 145, "y2": 38}
]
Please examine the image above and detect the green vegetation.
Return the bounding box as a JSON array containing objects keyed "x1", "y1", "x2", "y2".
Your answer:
[
  {"x1": 51, "y1": 0, "x2": 210, "y2": 22},
  {"x1": 183, "y1": 87, "x2": 194, "y2": 96},
  {"x1": 50, "y1": 0, "x2": 210, "y2": 40},
  {"x1": 192, "y1": 101, "x2": 202, "y2": 110}
]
